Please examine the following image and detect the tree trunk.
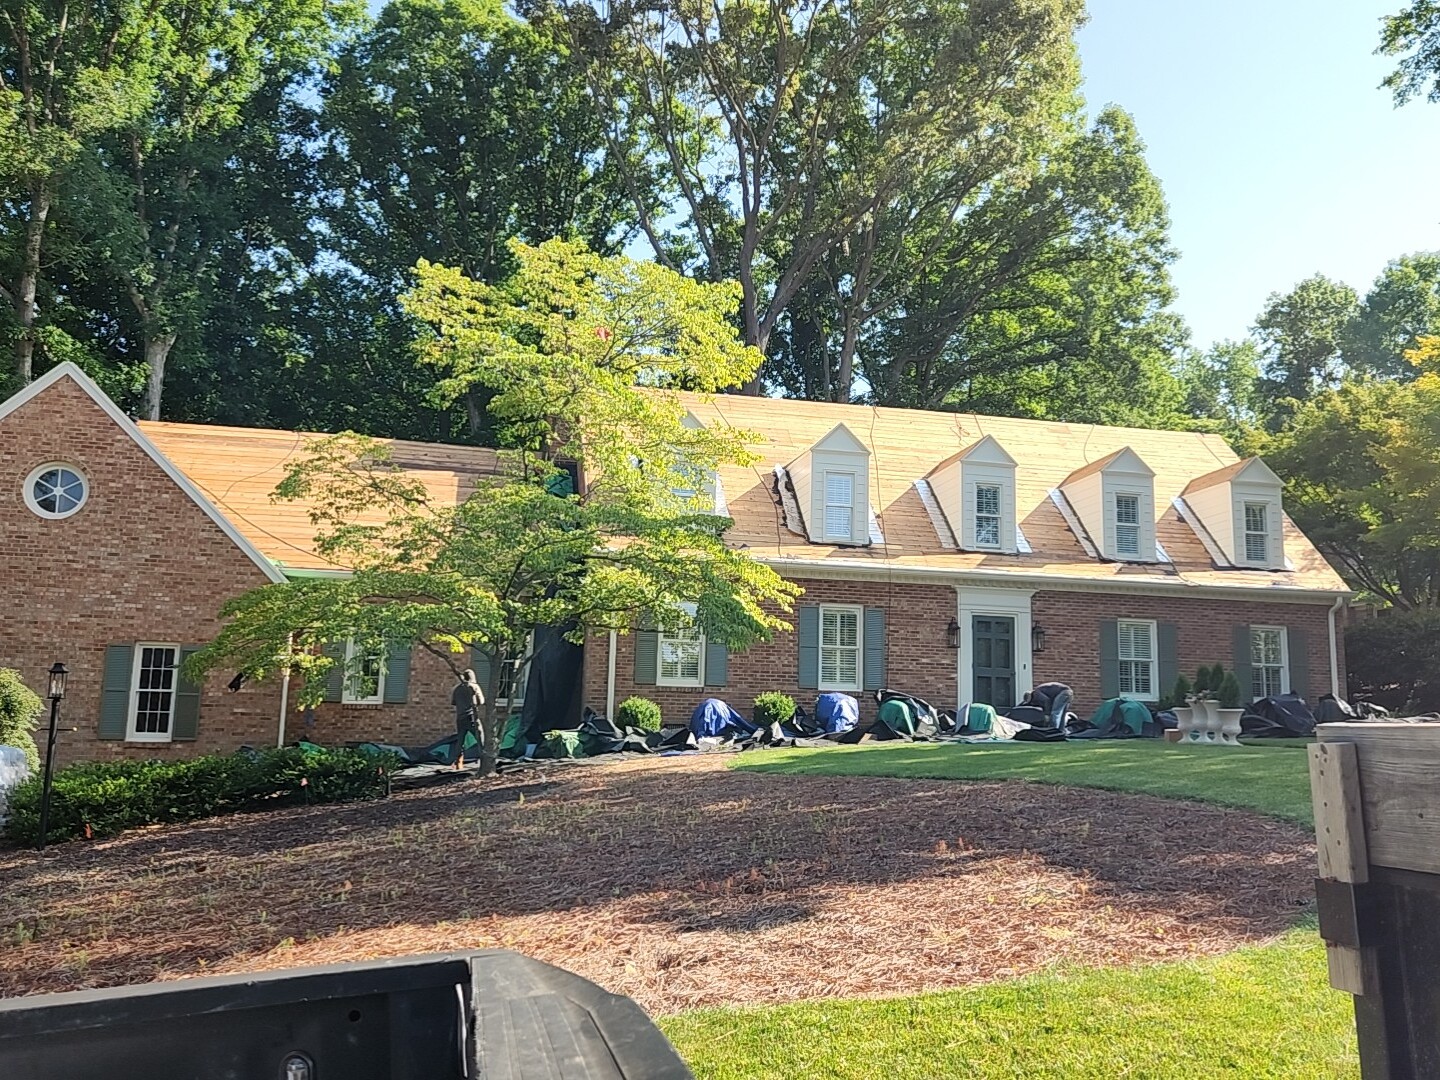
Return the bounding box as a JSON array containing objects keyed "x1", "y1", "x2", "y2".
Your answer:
[
  {"x1": 140, "y1": 331, "x2": 178, "y2": 420},
  {"x1": 13, "y1": 186, "x2": 51, "y2": 386},
  {"x1": 477, "y1": 659, "x2": 504, "y2": 777},
  {"x1": 738, "y1": 270, "x2": 766, "y2": 396},
  {"x1": 836, "y1": 317, "x2": 861, "y2": 403}
]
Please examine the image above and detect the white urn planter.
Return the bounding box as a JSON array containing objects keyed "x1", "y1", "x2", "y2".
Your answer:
[
  {"x1": 1177, "y1": 698, "x2": 1242, "y2": 746},
  {"x1": 1173, "y1": 705, "x2": 1200, "y2": 743},
  {"x1": 1218, "y1": 708, "x2": 1245, "y2": 747}
]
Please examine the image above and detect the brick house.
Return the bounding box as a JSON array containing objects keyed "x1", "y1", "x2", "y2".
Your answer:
[{"x1": 0, "y1": 364, "x2": 1350, "y2": 765}]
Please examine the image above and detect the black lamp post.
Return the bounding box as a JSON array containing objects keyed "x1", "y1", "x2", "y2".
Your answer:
[{"x1": 37, "y1": 661, "x2": 68, "y2": 852}]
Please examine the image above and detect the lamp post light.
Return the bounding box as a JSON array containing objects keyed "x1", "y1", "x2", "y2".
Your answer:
[{"x1": 37, "y1": 661, "x2": 68, "y2": 852}]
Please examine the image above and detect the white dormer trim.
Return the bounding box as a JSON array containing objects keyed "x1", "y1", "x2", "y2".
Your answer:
[
  {"x1": 1060, "y1": 447, "x2": 1158, "y2": 563},
  {"x1": 1182, "y1": 457, "x2": 1287, "y2": 571},
  {"x1": 786, "y1": 423, "x2": 871, "y2": 546},
  {"x1": 930, "y1": 435, "x2": 1019, "y2": 555}
]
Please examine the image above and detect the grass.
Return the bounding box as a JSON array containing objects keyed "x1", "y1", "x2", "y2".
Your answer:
[
  {"x1": 660, "y1": 926, "x2": 1356, "y2": 1079},
  {"x1": 736, "y1": 740, "x2": 1317, "y2": 824}
]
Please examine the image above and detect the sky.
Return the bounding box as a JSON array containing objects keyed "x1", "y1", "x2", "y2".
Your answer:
[{"x1": 1077, "y1": 0, "x2": 1440, "y2": 350}]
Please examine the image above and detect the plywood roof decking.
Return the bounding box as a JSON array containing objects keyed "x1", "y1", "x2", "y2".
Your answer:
[
  {"x1": 678, "y1": 393, "x2": 1348, "y2": 595},
  {"x1": 139, "y1": 421, "x2": 502, "y2": 571}
]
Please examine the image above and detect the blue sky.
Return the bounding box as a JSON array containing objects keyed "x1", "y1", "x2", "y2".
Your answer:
[{"x1": 1078, "y1": 0, "x2": 1440, "y2": 349}]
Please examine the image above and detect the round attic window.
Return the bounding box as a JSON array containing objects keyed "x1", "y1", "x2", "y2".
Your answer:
[{"x1": 24, "y1": 463, "x2": 88, "y2": 519}]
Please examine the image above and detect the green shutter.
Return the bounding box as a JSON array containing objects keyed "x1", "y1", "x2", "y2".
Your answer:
[
  {"x1": 1099, "y1": 620, "x2": 1120, "y2": 700},
  {"x1": 470, "y1": 649, "x2": 493, "y2": 696},
  {"x1": 383, "y1": 641, "x2": 412, "y2": 704},
  {"x1": 1288, "y1": 625, "x2": 1309, "y2": 701},
  {"x1": 704, "y1": 639, "x2": 728, "y2": 686},
  {"x1": 172, "y1": 646, "x2": 203, "y2": 741},
  {"x1": 863, "y1": 607, "x2": 886, "y2": 691},
  {"x1": 99, "y1": 644, "x2": 134, "y2": 740},
  {"x1": 797, "y1": 606, "x2": 819, "y2": 690},
  {"x1": 633, "y1": 630, "x2": 659, "y2": 685},
  {"x1": 1158, "y1": 622, "x2": 1179, "y2": 703},
  {"x1": 322, "y1": 641, "x2": 345, "y2": 703},
  {"x1": 1232, "y1": 625, "x2": 1254, "y2": 704}
]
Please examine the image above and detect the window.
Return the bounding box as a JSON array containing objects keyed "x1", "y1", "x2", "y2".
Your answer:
[
  {"x1": 1114, "y1": 494, "x2": 1141, "y2": 557},
  {"x1": 974, "y1": 484, "x2": 1002, "y2": 548},
  {"x1": 1244, "y1": 503, "x2": 1270, "y2": 563},
  {"x1": 819, "y1": 605, "x2": 862, "y2": 690},
  {"x1": 824, "y1": 472, "x2": 854, "y2": 540},
  {"x1": 1116, "y1": 620, "x2": 1157, "y2": 700},
  {"x1": 658, "y1": 605, "x2": 705, "y2": 687},
  {"x1": 25, "y1": 463, "x2": 88, "y2": 519},
  {"x1": 1251, "y1": 626, "x2": 1289, "y2": 700},
  {"x1": 342, "y1": 639, "x2": 385, "y2": 704},
  {"x1": 497, "y1": 633, "x2": 534, "y2": 704},
  {"x1": 128, "y1": 644, "x2": 179, "y2": 742}
]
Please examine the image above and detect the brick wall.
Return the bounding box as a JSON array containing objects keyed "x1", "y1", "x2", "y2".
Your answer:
[{"x1": 581, "y1": 574, "x2": 1347, "y2": 725}]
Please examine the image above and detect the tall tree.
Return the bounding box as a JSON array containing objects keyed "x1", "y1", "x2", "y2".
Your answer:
[
  {"x1": 1345, "y1": 252, "x2": 1440, "y2": 379},
  {"x1": 1382, "y1": 1, "x2": 1440, "y2": 104},
  {"x1": 542, "y1": 0, "x2": 1087, "y2": 393},
  {"x1": 1252, "y1": 274, "x2": 1360, "y2": 425}
]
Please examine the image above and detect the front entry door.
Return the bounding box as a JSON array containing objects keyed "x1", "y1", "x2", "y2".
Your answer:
[{"x1": 972, "y1": 615, "x2": 1016, "y2": 708}]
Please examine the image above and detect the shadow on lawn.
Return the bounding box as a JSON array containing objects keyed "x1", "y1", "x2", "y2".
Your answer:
[{"x1": 0, "y1": 757, "x2": 1315, "y2": 998}]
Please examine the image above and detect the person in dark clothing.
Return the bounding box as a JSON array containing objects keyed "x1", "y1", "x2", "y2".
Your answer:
[
  {"x1": 451, "y1": 669, "x2": 485, "y2": 769},
  {"x1": 1021, "y1": 682, "x2": 1073, "y2": 731}
]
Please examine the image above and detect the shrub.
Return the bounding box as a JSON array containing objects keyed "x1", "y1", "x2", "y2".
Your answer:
[
  {"x1": 3, "y1": 745, "x2": 398, "y2": 846},
  {"x1": 753, "y1": 692, "x2": 796, "y2": 727},
  {"x1": 1347, "y1": 609, "x2": 1440, "y2": 713},
  {"x1": 0, "y1": 669, "x2": 42, "y2": 772},
  {"x1": 615, "y1": 696, "x2": 662, "y2": 732},
  {"x1": 1218, "y1": 672, "x2": 1243, "y2": 710},
  {"x1": 1193, "y1": 665, "x2": 1216, "y2": 694},
  {"x1": 1170, "y1": 674, "x2": 1193, "y2": 709}
]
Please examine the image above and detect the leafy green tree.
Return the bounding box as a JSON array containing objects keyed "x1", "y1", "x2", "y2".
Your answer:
[
  {"x1": 1253, "y1": 274, "x2": 1360, "y2": 425},
  {"x1": 1382, "y1": 1, "x2": 1440, "y2": 104},
  {"x1": 191, "y1": 241, "x2": 800, "y2": 774},
  {"x1": 1175, "y1": 339, "x2": 1263, "y2": 431},
  {"x1": 1345, "y1": 253, "x2": 1440, "y2": 379}
]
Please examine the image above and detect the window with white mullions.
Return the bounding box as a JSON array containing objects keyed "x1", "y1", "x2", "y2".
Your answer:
[
  {"x1": 1251, "y1": 626, "x2": 1289, "y2": 700},
  {"x1": 497, "y1": 633, "x2": 535, "y2": 704},
  {"x1": 823, "y1": 472, "x2": 854, "y2": 540},
  {"x1": 25, "y1": 462, "x2": 88, "y2": 519},
  {"x1": 129, "y1": 644, "x2": 179, "y2": 741},
  {"x1": 342, "y1": 639, "x2": 385, "y2": 704},
  {"x1": 1114, "y1": 494, "x2": 1141, "y2": 557},
  {"x1": 658, "y1": 604, "x2": 705, "y2": 687},
  {"x1": 819, "y1": 605, "x2": 862, "y2": 690},
  {"x1": 1117, "y1": 620, "x2": 1157, "y2": 700},
  {"x1": 1244, "y1": 502, "x2": 1270, "y2": 563},
  {"x1": 975, "y1": 483, "x2": 1002, "y2": 548}
]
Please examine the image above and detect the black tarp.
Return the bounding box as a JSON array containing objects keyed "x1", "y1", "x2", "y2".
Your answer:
[
  {"x1": 1240, "y1": 693, "x2": 1317, "y2": 737},
  {"x1": 518, "y1": 624, "x2": 584, "y2": 745}
]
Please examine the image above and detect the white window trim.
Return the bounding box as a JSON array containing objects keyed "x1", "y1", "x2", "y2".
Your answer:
[
  {"x1": 1242, "y1": 502, "x2": 1271, "y2": 565},
  {"x1": 1251, "y1": 625, "x2": 1290, "y2": 699},
  {"x1": 973, "y1": 482, "x2": 1003, "y2": 550},
  {"x1": 127, "y1": 642, "x2": 180, "y2": 743},
  {"x1": 657, "y1": 606, "x2": 706, "y2": 688},
  {"x1": 497, "y1": 631, "x2": 535, "y2": 705},
  {"x1": 24, "y1": 461, "x2": 89, "y2": 520},
  {"x1": 818, "y1": 603, "x2": 864, "y2": 692},
  {"x1": 1116, "y1": 619, "x2": 1159, "y2": 702},
  {"x1": 342, "y1": 638, "x2": 386, "y2": 705},
  {"x1": 1113, "y1": 492, "x2": 1143, "y2": 558},
  {"x1": 822, "y1": 470, "x2": 856, "y2": 542}
]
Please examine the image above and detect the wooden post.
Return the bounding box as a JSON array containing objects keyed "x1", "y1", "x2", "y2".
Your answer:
[{"x1": 1313, "y1": 724, "x2": 1440, "y2": 1079}]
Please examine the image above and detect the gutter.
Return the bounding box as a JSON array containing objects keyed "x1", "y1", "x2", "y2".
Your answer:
[
  {"x1": 606, "y1": 630, "x2": 618, "y2": 721},
  {"x1": 1329, "y1": 594, "x2": 1346, "y2": 699},
  {"x1": 276, "y1": 633, "x2": 293, "y2": 749}
]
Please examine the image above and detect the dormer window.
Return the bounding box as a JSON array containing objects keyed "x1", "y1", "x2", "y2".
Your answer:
[
  {"x1": 824, "y1": 472, "x2": 854, "y2": 540},
  {"x1": 975, "y1": 484, "x2": 1002, "y2": 548},
  {"x1": 1114, "y1": 494, "x2": 1142, "y2": 557},
  {"x1": 1059, "y1": 447, "x2": 1157, "y2": 563},
  {"x1": 785, "y1": 423, "x2": 870, "y2": 545},
  {"x1": 928, "y1": 435, "x2": 1018, "y2": 554},
  {"x1": 1244, "y1": 503, "x2": 1269, "y2": 563},
  {"x1": 1181, "y1": 457, "x2": 1286, "y2": 570}
]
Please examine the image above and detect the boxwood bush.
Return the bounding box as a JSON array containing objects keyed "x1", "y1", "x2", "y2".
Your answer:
[
  {"x1": 4, "y1": 745, "x2": 398, "y2": 846},
  {"x1": 0, "y1": 668, "x2": 42, "y2": 772},
  {"x1": 753, "y1": 692, "x2": 796, "y2": 727},
  {"x1": 615, "y1": 696, "x2": 662, "y2": 732}
]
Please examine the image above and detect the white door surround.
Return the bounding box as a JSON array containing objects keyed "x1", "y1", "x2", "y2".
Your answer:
[{"x1": 954, "y1": 585, "x2": 1035, "y2": 710}]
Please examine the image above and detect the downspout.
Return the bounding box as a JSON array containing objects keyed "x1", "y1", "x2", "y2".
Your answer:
[
  {"x1": 1328, "y1": 594, "x2": 1345, "y2": 699},
  {"x1": 606, "y1": 630, "x2": 618, "y2": 721},
  {"x1": 953, "y1": 586, "x2": 964, "y2": 715},
  {"x1": 276, "y1": 633, "x2": 293, "y2": 748}
]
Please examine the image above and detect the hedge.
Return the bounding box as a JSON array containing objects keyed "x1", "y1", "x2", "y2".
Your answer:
[{"x1": 4, "y1": 745, "x2": 399, "y2": 846}]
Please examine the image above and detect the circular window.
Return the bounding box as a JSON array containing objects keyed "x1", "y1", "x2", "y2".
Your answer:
[{"x1": 24, "y1": 463, "x2": 88, "y2": 519}]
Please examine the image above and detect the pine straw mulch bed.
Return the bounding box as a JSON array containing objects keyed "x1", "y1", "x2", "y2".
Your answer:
[{"x1": 0, "y1": 755, "x2": 1314, "y2": 1015}]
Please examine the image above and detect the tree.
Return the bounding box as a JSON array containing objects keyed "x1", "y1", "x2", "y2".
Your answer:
[
  {"x1": 1345, "y1": 252, "x2": 1440, "y2": 379},
  {"x1": 542, "y1": 0, "x2": 1087, "y2": 393},
  {"x1": 1175, "y1": 339, "x2": 1263, "y2": 431},
  {"x1": 190, "y1": 241, "x2": 801, "y2": 774},
  {"x1": 1253, "y1": 274, "x2": 1360, "y2": 425},
  {"x1": 1382, "y1": 1, "x2": 1440, "y2": 104}
]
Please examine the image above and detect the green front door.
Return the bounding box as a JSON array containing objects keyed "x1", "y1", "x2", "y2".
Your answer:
[{"x1": 973, "y1": 615, "x2": 1016, "y2": 709}]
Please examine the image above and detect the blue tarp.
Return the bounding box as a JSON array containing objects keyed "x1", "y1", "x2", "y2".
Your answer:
[
  {"x1": 814, "y1": 693, "x2": 860, "y2": 734},
  {"x1": 689, "y1": 698, "x2": 758, "y2": 738}
]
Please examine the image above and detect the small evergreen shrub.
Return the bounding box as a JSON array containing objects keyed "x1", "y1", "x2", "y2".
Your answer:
[
  {"x1": 1218, "y1": 672, "x2": 1243, "y2": 710},
  {"x1": 1170, "y1": 674, "x2": 1193, "y2": 709},
  {"x1": 3, "y1": 745, "x2": 398, "y2": 846},
  {"x1": 0, "y1": 669, "x2": 42, "y2": 772},
  {"x1": 1193, "y1": 665, "x2": 1215, "y2": 694},
  {"x1": 615, "y1": 696, "x2": 662, "y2": 732},
  {"x1": 753, "y1": 692, "x2": 796, "y2": 727}
]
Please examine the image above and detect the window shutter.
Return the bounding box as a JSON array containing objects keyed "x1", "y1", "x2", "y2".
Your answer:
[
  {"x1": 172, "y1": 646, "x2": 203, "y2": 741},
  {"x1": 1232, "y1": 625, "x2": 1254, "y2": 704},
  {"x1": 633, "y1": 630, "x2": 659, "y2": 685},
  {"x1": 797, "y1": 606, "x2": 820, "y2": 690},
  {"x1": 704, "y1": 640, "x2": 728, "y2": 686},
  {"x1": 322, "y1": 641, "x2": 345, "y2": 703},
  {"x1": 470, "y1": 649, "x2": 493, "y2": 695},
  {"x1": 383, "y1": 641, "x2": 412, "y2": 704},
  {"x1": 1158, "y1": 622, "x2": 1179, "y2": 702},
  {"x1": 863, "y1": 607, "x2": 886, "y2": 691},
  {"x1": 1287, "y1": 626, "x2": 1308, "y2": 701},
  {"x1": 1099, "y1": 620, "x2": 1120, "y2": 700},
  {"x1": 99, "y1": 644, "x2": 134, "y2": 740}
]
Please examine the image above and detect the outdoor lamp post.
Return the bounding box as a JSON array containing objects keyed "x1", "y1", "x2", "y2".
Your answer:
[{"x1": 37, "y1": 661, "x2": 68, "y2": 852}]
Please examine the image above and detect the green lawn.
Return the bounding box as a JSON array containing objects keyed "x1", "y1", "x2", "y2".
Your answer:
[
  {"x1": 736, "y1": 739, "x2": 1317, "y2": 824},
  {"x1": 660, "y1": 927, "x2": 1355, "y2": 1079}
]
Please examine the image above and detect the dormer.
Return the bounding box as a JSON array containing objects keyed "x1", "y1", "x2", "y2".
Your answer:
[
  {"x1": 787, "y1": 423, "x2": 870, "y2": 545},
  {"x1": 929, "y1": 435, "x2": 1019, "y2": 553},
  {"x1": 1060, "y1": 447, "x2": 1157, "y2": 562},
  {"x1": 668, "y1": 411, "x2": 723, "y2": 513},
  {"x1": 1182, "y1": 457, "x2": 1286, "y2": 570}
]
